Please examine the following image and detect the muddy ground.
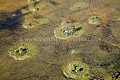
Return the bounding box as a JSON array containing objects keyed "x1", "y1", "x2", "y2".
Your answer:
[{"x1": 0, "y1": 0, "x2": 120, "y2": 80}]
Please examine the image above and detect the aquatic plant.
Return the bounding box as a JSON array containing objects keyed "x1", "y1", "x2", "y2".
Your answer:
[
  {"x1": 62, "y1": 61, "x2": 90, "y2": 79},
  {"x1": 88, "y1": 16, "x2": 102, "y2": 25},
  {"x1": 8, "y1": 43, "x2": 36, "y2": 60}
]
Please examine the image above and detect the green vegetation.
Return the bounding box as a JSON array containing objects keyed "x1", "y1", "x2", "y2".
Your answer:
[
  {"x1": 23, "y1": 21, "x2": 39, "y2": 28},
  {"x1": 62, "y1": 61, "x2": 90, "y2": 79},
  {"x1": 62, "y1": 22, "x2": 75, "y2": 36},
  {"x1": 70, "y1": 2, "x2": 88, "y2": 11},
  {"x1": 88, "y1": 16, "x2": 102, "y2": 25},
  {"x1": 28, "y1": 0, "x2": 40, "y2": 3},
  {"x1": 8, "y1": 43, "x2": 36, "y2": 60},
  {"x1": 54, "y1": 21, "x2": 85, "y2": 39}
]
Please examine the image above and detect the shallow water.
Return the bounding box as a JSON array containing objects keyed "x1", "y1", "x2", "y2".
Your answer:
[{"x1": 0, "y1": 0, "x2": 120, "y2": 80}]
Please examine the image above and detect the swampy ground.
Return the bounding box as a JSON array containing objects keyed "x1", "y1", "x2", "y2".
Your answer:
[{"x1": 0, "y1": 0, "x2": 120, "y2": 80}]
